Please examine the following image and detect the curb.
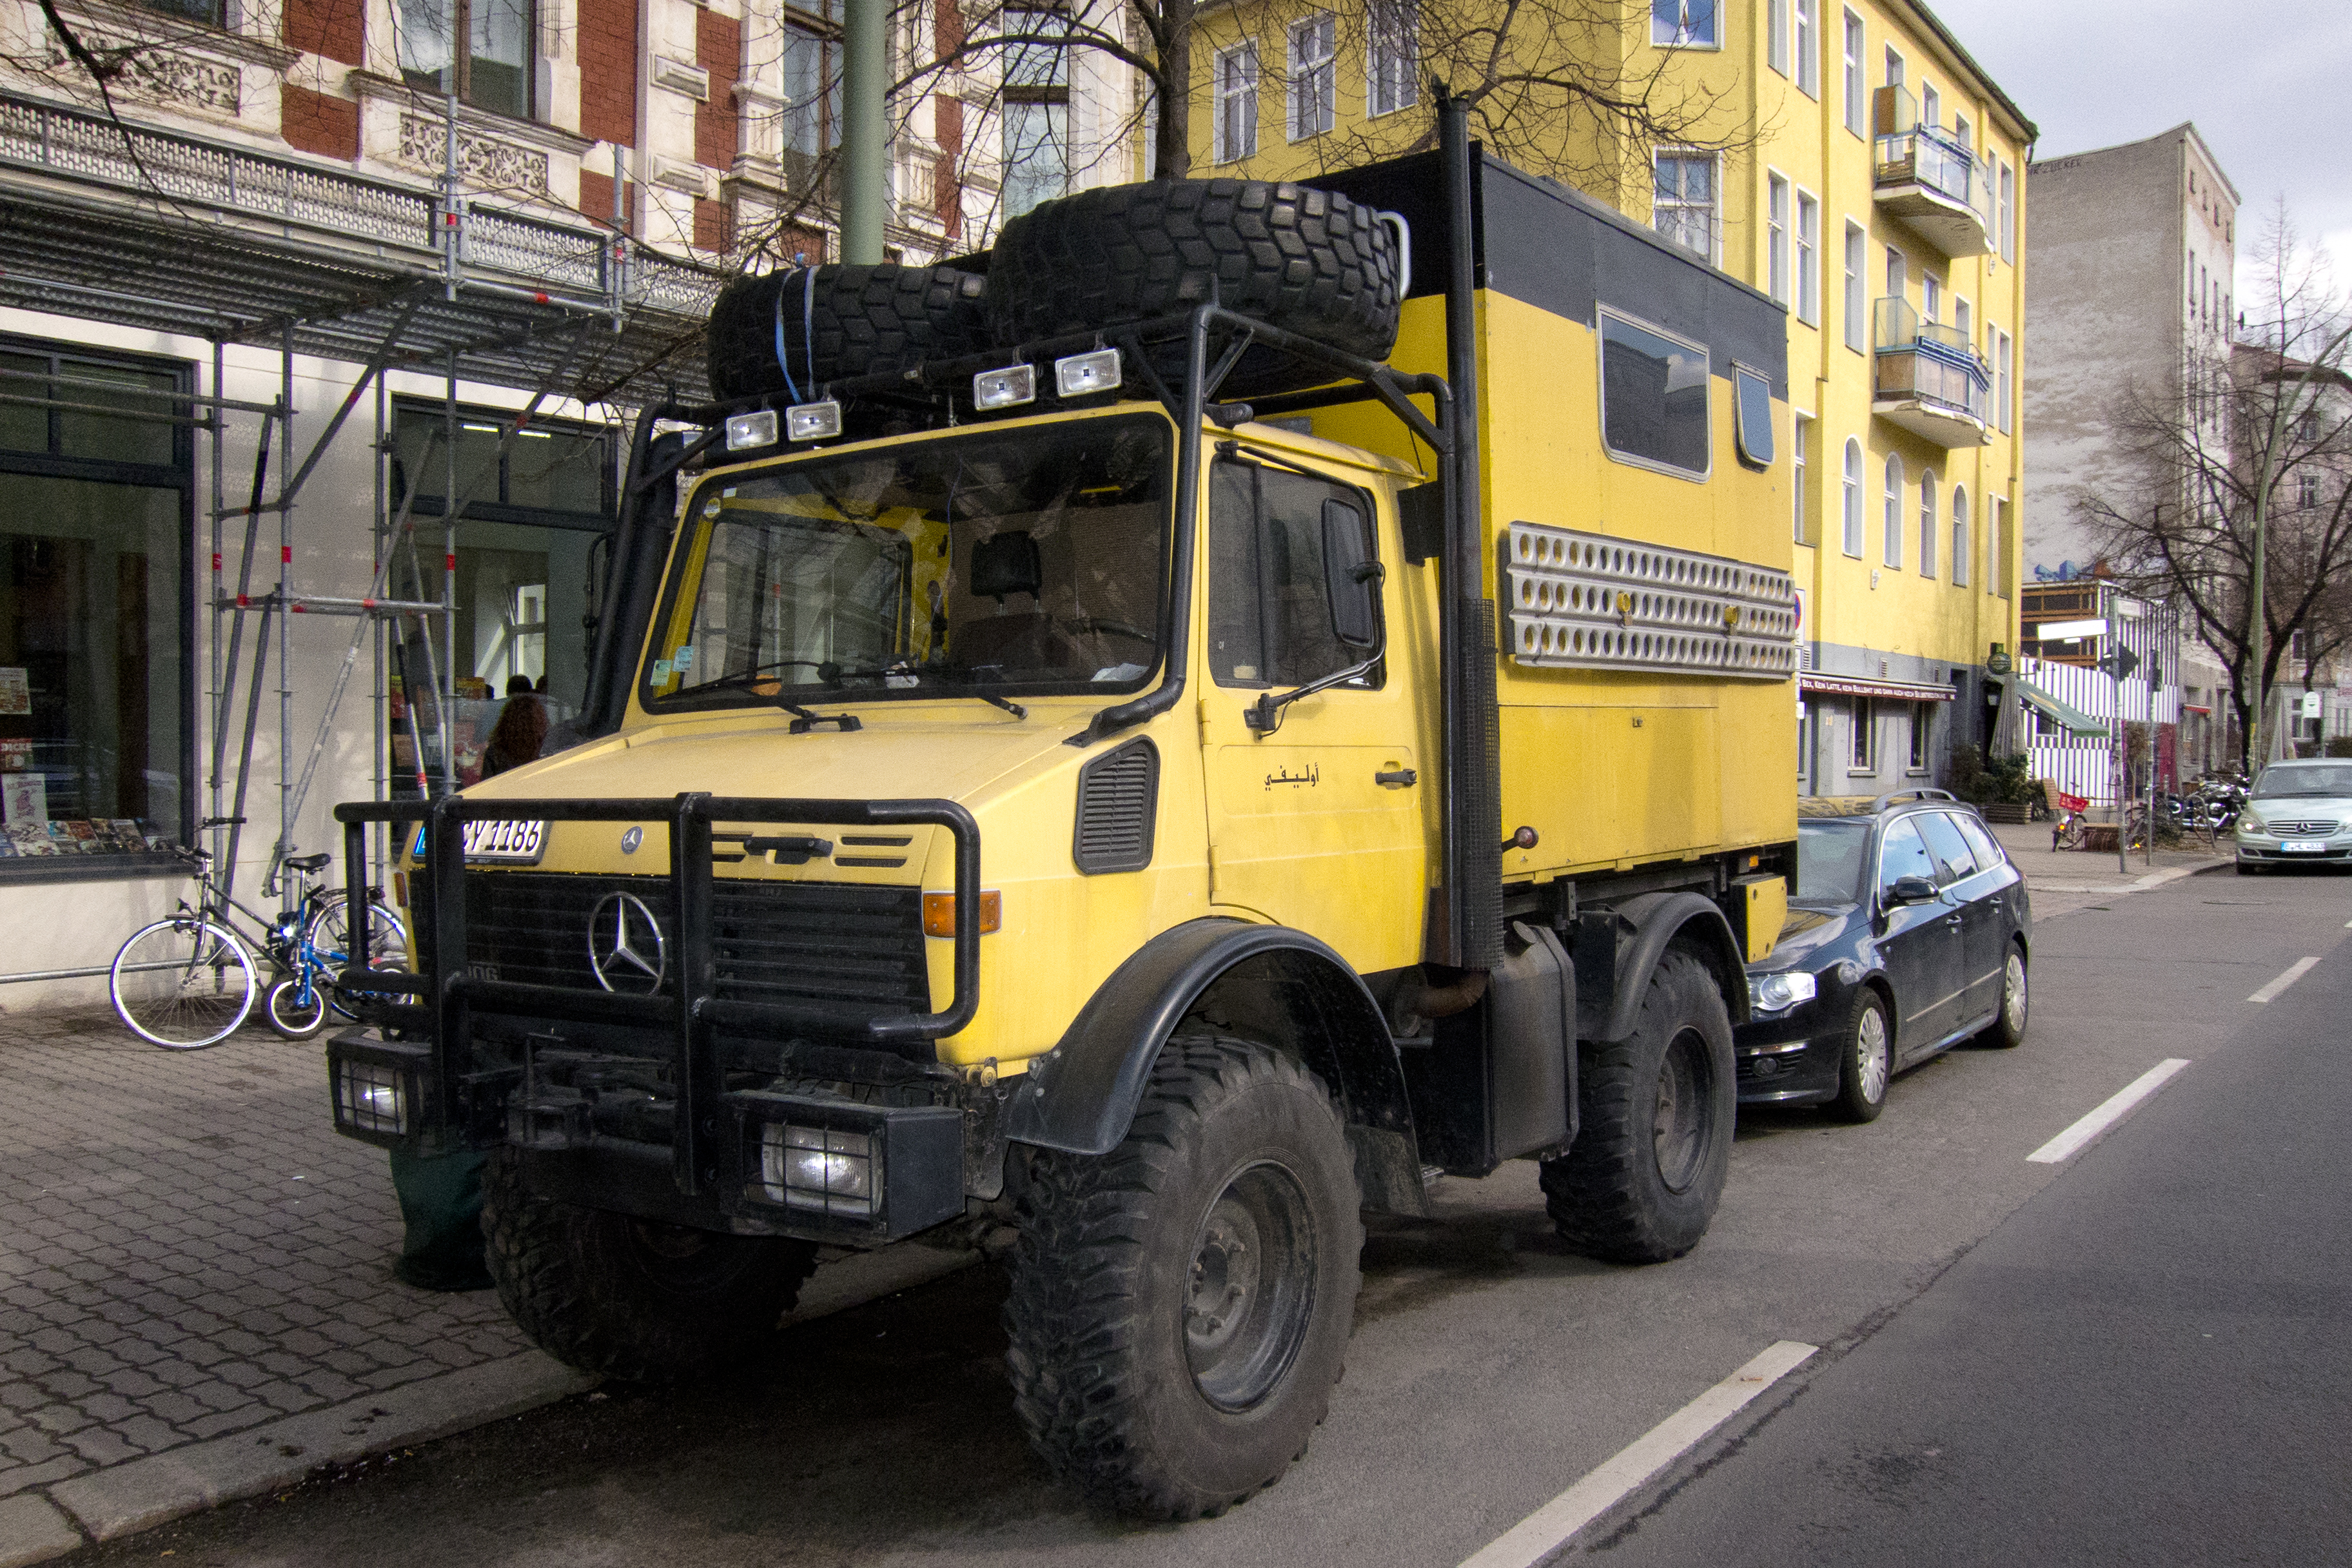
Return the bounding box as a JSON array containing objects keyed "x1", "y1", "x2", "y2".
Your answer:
[{"x1": 0, "y1": 1240, "x2": 979, "y2": 1564}]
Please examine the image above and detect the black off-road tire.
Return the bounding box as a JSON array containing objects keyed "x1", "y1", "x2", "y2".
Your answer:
[
  {"x1": 1001, "y1": 1036, "x2": 1362, "y2": 1520},
  {"x1": 1983, "y1": 939, "x2": 2028, "y2": 1050},
  {"x1": 1830, "y1": 987, "x2": 1892, "y2": 1124},
  {"x1": 706, "y1": 264, "x2": 991, "y2": 402},
  {"x1": 1539, "y1": 948, "x2": 1736, "y2": 1264},
  {"x1": 480, "y1": 1148, "x2": 819, "y2": 1384},
  {"x1": 986, "y1": 180, "x2": 1402, "y2": 398}
]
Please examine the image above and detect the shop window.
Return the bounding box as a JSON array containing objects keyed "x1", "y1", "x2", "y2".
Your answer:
[
  {"x1": 1849, "y1": 695, "x2": 1874, "y2": 770},
  {"x1": 389, "y1": 406, "x2": 616, "y2": 790},
  {"x1": 0, "y1": 343, "x2": 190, "y2": 872}
]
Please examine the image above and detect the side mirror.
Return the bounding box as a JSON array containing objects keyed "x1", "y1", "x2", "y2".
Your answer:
[
  {"x1": 1320, "y1": 498, "x2": 1381, "y2": 649},
  {"x1": 1886, "y1": 874, "x2": 1939, "y2": 906}
]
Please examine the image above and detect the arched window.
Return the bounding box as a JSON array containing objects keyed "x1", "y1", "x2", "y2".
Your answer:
[
  {"x1": 1883, "y1": 453, "x2": 1905, "y2": 568},
  {"x1": 1841, "y1": 438, "x2": 1863, "y2": 556},
  {"x1": 1919, "y1": 470, "x2": 1938, "y2": 577},
  {"x1": 1952, "y1": 485, "x2": 1972, "y2": 587}
]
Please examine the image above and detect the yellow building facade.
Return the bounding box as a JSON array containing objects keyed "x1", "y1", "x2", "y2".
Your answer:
[{"x1": 1190, "y1": 0, "x2": 2032, "y2": 796}]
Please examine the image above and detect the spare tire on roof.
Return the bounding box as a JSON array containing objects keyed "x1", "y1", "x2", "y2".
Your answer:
[
  {"x1": 986, "y1": 179, "x2": 1402, "y2": 398},
  {"x1": 705, "y1": 263, "x2": 991, "y2": 402}
]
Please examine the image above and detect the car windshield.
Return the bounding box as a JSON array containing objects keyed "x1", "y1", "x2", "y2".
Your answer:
[
  {"x1": 2252, "y1": 763, "x2": 2352, "y2": 799},
  {"x1": 1795, "y1": 818, "x2": 1870, "y2": 902},
  {"x1": 645, "y1": 413, "x2": 1173, "y2": 709}
]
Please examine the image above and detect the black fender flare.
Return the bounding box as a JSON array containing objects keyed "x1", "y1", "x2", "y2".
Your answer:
[
  {"x1": 1001, "y1": 917, "x2": 1404, "y2": 1157},
  {"x1": 1598, "y1": 892, "x2": 1751, "y2": 1041}
]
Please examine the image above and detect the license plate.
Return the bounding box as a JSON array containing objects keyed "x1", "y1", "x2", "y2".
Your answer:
[
  {"x1": 462, "y1": 819, "x2": 546, "y2": 864},
  {"x1": 2279, "y1": 839, "x2": 2326, "y2": 854}
]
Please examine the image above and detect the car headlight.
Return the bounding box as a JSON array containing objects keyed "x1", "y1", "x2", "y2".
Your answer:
[
  {"x1": 2237, "y1": 817, "x2": 2264, "y2": 836},
  {"x1": 1747, "y1": 970, "x2": 1818, "y2": 1013}
]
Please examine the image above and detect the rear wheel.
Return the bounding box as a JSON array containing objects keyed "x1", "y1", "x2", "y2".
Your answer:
[
  {"x1": 480, "y1": 1149, "x2": 819, "y2": 1383},
  {"x1": 1540, "y1": 948, "x2": 1735, "y2": 1263},
  {"x1": 111, "y1": 917, "x2": 257, "y2": 1049},
  {"x1": 1830, "y1": 989, "x2": 1892, "y2": 1122},
  {"x1": 1984, "y1": 941, "x2": 2028, "y2": 1049},
  {"x1": 1001, "y1": 1036, "x2": 1362, "y2": 1520}
]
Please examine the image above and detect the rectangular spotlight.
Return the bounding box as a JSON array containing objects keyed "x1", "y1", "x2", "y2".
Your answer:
[
  {"x1": 973, "y1": 364, "x2": 1037, "y2": 409},
  {"x1": 723, "y1": 409, "x2": 779, "y2": 450},
  {"x1": 785, "y1": 401, "x2": 843, "y2": 441},
  {"x1": 1054, "y1": 348, "x2": 1123, "y2": 398}
]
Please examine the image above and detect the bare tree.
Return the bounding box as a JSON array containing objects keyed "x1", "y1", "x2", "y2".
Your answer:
[{"x1": 2079, "y1": 204, "x2": 2352, "y2": 771}]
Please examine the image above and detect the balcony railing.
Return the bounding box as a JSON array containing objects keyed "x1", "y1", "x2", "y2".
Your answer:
[
  {"x1": 1870, "y1": 88, "x2": 1993, "y2": 257},
  {"x1": 1874, "y1": 126, "x2": 1990, "y2": 224},
  {"x1": 1873, "y1": 296, "x2": 1990, "y2": 440}
]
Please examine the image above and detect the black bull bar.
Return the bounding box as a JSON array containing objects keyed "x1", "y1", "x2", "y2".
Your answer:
[{"x1": 332, "y1": 793, "x2": 981, "y2": 1197}]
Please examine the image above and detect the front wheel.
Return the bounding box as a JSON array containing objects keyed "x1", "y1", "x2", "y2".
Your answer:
[
  {"x1": 112, "y1": 917, "x2": 257, "y2": 1048},
  {"x1": 1831, "y1": 989, "x2": 1893, "y2": 1123},
  {"x1": 1002, "y1": 1037, "x2": 1362, "y2": 1520},
  {"x1": 264, "y1": 974, "x2": 331, "y2": 1040},
  {"x1": 480, "y1": 1149, "x2": 820, "y2": 1383},
  {"x1": 306, "y1": 894, "x2": 410, "y2": 1020},
  {"x1": 1983, "y1": 942, "x2": 2030, "y2": 1049},
  {"x1": 1540, "y1": 948, "x2": 1736, "y2": 1263}
]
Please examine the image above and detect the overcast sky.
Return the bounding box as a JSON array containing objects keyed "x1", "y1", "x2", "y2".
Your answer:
[{"x1": 1928, "y1": 0, "x2": 2352, "y2": 295}]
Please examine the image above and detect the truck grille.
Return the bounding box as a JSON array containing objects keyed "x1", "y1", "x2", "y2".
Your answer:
[{"x1": 414, "y1": 871, "x2": 931, "y2": 1015}]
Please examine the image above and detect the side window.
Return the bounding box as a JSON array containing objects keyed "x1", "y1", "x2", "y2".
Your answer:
[
  {"x1": 1876, "y1": 818, "x2": 1935, "y2": 898},
  {"x1": 1951, "y1": 811, "x2": 2004, "y2": 870},
  {"x1": 1915, "y1": 810, "x2": 1977, "y2": 886},
  {"x1": 1208, "y1": 460, "x2": 1378, "y2": 689},
  {"x1": 1599, "y1": 307, "x2": 1710, "y2": 479}
]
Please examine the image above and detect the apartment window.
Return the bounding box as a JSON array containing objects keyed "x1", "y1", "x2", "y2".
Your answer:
[
  {"x1": 1990, "y1": 495, "x2": 2008, "y2": 596},
  {"x1": 1841, "y1": 436, "x2": 1863, "y2": 555},
  {"x1": 1843, "y1": 220, "x2": 1866, "y2": 351},
  {"x1": 1367, "y1": 0, "x2": 1418, "y2": 117},
  {"x1": 0, "y1": 340, "x2": 194, "y2": 868},
  {"x1": 2297, "y1": 408, "x2": 2321, "y2": 442},
  {"x1": 1001, "y1": 10, "x2": 1072, "y2": 219},
  {"x1": 1996, "y1": 330, "x2": 2013, "y2": 433},
  {"x1": 1651, "y1": 0, "x2": 1720, "y2": 47},
  {"x1": 1998, "y1": 161, "x2": 2015, "y2": 262},
  {"x1": 1793, "y1": 414, "x2": 1810, "y2": 542},
  {"x1": 1794, "y1": 0, "x2": 1818, "y2": 95},
  {"x1": 1841, "y1": 9, "x2": 1863, "y2": 134},
  {"x1": 1795, "y1": 191, "x2": 1820, "y2": 324},
  {"x1": 398, "y1": 0, "x2": 533, "y2": 118},
  {"x1": 1288, "y1": 13, "x2": 1337, "y2": 141},
  {"x1": 1952, "y1": 485, "x2": 1970, "y2": 586},
  {"x1": 1653, "y1": 153, "x2": 1718, "y2": 260},
  {"x1": 1850, "y1": 695, "x2": 1876, "y2": 770},
  {"x1": 1918, "y1": 469, "x2": 1937, "y2": 577},
  {"x1": 781, "y1": 23, "x2": 839, "y2": 161},
  {"x1": 1882, "y1": 44, "x2": 1902, "y2": 90},
  {"x1": 1920, "y1": 82, "x2": 1939, "y2": 128},
  {"x1": 1953, "y1": 113, "x2": 1971, "y2": 150},
  {"x1": 1954, "y1": 296, "x2": 1971, "y2": 341},
  {"x1": 1883, "y1": 452, "x2": 1904, "y2": 567},
  {"x1": 1768, "y1": 0, "x2": 1788, "y2": 74},
  {"x1": 2298, "y1": 472, "x2": 2320, "y2": 509},
  {"x1": 1767, "y1": 174, "x2": 1790, "y2": 306},
  {"x1": 1213, "y1": 44, "x2": 1259, "y2": 162},
  {"x1": 1923, "y1": 273, "x2": 1941, "y2": 324},
  {"x1": 1907, "y1": 703, "x2": 1931, "y2": 771},
  {"x1": 1885, "y1": 246, "x2": 1905, "y2": 302}
]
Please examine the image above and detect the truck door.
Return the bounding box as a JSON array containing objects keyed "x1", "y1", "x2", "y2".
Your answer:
[
  {"x1": 1197, "y1": 453, "x2": 1428, "y2": 975},
  {"x1": 1872, "y1": 816, "x2": 1966, "y2": 1057}
]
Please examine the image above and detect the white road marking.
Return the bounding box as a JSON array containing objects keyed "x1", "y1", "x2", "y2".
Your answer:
[
  {"x1": 1456, "y1": 1340, "x2": 1817, "y2": 1568},
  {"x1": 2248, "y1": 957, "x2": 2322, "y2": 1004},
  {"x1": 2026, "y1": 1059, "x2": 2191, "y2": 1164}
]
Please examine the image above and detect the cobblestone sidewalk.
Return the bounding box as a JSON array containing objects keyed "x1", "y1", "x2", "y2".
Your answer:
[{"x1": 0, "y1": 1007, "x2": 526, "y2": 1507}]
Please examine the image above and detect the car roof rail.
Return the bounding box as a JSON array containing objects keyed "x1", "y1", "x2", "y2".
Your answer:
[{"x1": 1870, "y1": 787, "x2": 1958, "y2": 813}]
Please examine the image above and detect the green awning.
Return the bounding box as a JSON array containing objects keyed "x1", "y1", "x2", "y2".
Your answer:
[{"x1": 2017, "y1": 683, "x2": 2108, "y2": 738}]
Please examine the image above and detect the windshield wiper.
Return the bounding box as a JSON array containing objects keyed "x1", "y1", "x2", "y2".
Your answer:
[
  {"x1": 677, "y1": 658, "x2": 823, "y2": 697},
  {"x1": 779, "y1": 701, "x2": 861, "y2": 733}
]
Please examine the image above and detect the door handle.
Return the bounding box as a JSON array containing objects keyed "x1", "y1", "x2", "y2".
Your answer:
[{"x1": 1375, "y1": 768, "x2": 1418, "y2": 788}]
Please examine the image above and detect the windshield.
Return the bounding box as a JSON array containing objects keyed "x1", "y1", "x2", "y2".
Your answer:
[
  {"x1": 645, "y1": 414, "x2": 1173, "y2": 709},
  {"x1": 1795, "y1": 818, "x2": 1870, "y2": 902},
  {"x1": 2253, "y1": 763, "x2": 2352, "y2": 799}
]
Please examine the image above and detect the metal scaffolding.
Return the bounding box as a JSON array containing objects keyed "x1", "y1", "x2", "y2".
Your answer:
[{"x1": 0, "y1": 84, "x2": 723, "y2": 908}]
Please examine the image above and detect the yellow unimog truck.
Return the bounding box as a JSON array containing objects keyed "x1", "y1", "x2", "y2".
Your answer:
[{"x1": 328, "y1": 103, "x2": 1797, "y2": 1520}]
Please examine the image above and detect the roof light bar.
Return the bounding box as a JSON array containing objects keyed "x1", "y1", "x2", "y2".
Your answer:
[{"x1": 973, "y1": 364, "x2": 1036, "y2": 410}]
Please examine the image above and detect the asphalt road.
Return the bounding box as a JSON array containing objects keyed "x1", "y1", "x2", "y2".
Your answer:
[{"x1": 77, "y1": 865, "x2": 2352, "y2": 1568}]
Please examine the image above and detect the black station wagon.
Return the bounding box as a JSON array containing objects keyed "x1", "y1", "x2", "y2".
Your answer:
[{"x1": 1737, "y1": 790, "x2": 2032, "y2": 1121}]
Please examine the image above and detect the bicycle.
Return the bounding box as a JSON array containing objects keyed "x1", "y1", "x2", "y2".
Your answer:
[{"x1": 109, "y1": 822, "x2": 409, "y2": 1049}]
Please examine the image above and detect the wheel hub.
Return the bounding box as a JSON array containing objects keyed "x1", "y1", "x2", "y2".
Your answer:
[
  {"x1": 1857, "y1": 1006, "x2": 1890, "y2": 1102},
  {"x1": 1182, "y1": 1162, "x2": 1316, "y2": 1412},
  {"x1": 1653, "y1": 1027, "x2": 1714, "y2": 1193}
]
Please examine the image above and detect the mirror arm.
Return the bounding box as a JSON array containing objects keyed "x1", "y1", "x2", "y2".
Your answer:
[{"x1": 1242, "y1": 642, "x2": 1386, "y2": 736}]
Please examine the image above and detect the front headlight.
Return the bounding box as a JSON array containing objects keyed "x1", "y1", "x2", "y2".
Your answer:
[
  {"x1": 2237, "y1": 817, "x2": 2264, "y2": 836},
  {"x1": 758, "y1": 1122, "x2": 878, "y2": 1215},
  {"x1": 1747, "y1": 970, "x2": 1818, "y2": 1013}
]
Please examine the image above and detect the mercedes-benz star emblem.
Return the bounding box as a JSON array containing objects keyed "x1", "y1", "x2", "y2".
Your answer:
[
  {"x1": 620, "y1": 825, "x2": 643, "y2": 856},
  {"x1": 587, "y1": 892, "x2": 667, "y2": 993}
]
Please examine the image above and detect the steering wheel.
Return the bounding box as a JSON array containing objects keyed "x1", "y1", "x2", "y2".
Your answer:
[{"x1": 1061, "y1": 616, "x2": 1157, "y2": 645}]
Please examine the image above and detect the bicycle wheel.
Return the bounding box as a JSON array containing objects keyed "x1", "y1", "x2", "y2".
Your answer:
[
  {"x1": 307, "y1": 893, "x2": 411, "y2": 1020},
  {"x1": 112, "y1": 917, "x2": 258, "y2": 1049},
  {"x1": 264, "y1": 974, "x2": 331, "y2": 1041}
]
